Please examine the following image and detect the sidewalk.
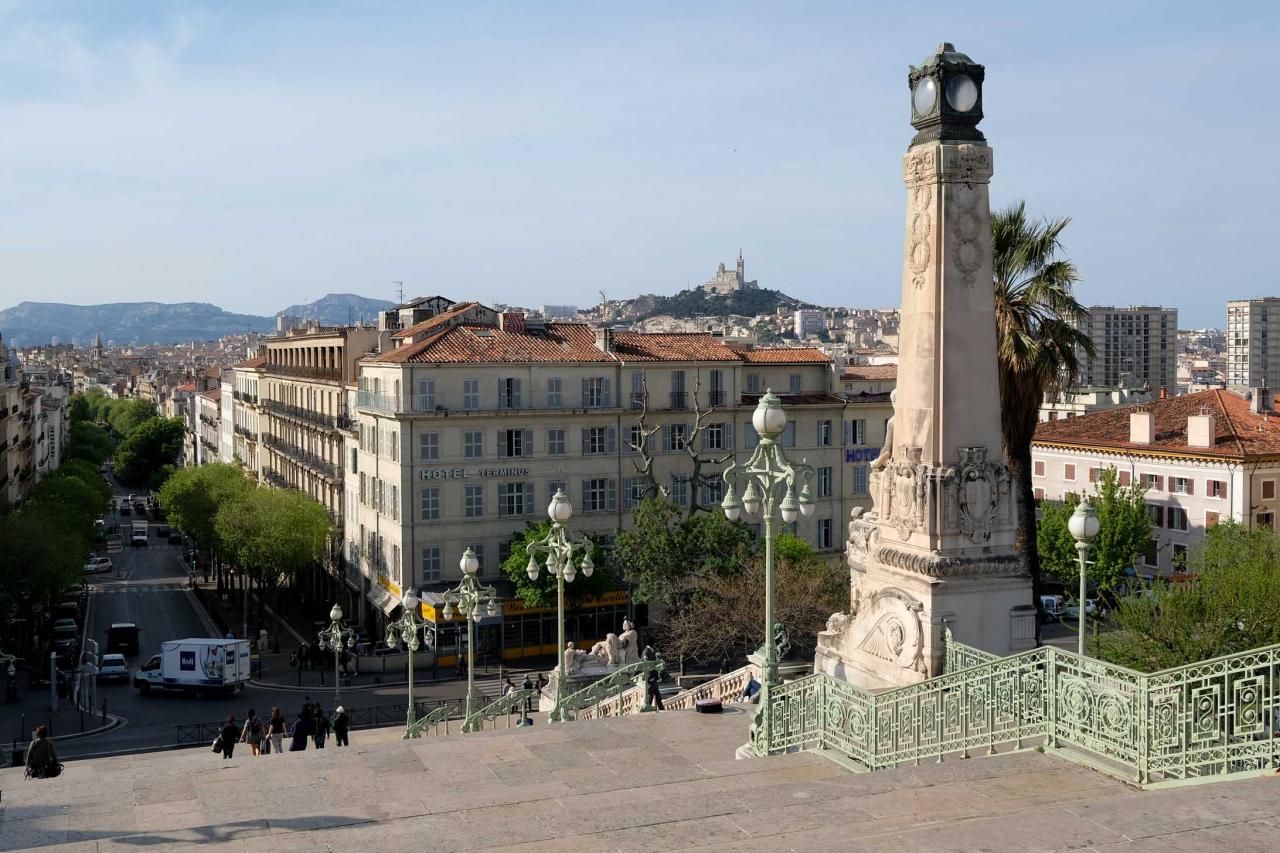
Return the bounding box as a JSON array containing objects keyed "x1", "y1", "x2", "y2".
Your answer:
[{"x1": 251, "y1": 647, "x2": 548, "y2": 692}]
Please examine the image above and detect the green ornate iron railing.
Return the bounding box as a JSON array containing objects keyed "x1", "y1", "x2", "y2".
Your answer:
[
  {"x1": 463, "y1": 688, "x2": 539, "y2": 733},
  {"x1": 405, "y1": 701, "x2": 457, "y2": 738},
  {"x1": 762, "y1": 639, "x2": 1280, "y2": 789},
  {"x1": 943, "y1": 627, "x2": 999, "y2": 673},
  {"x1": 549, "y1": 659, "x2": 664, "y2": 722}
]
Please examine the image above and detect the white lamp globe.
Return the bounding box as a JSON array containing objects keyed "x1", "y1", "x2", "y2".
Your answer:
[
  {"x1": 562, "y1": 562, "x2": 577, "y2": 584},
  {"x1": 1068, "y1": 500, "x2": 1100, "y2": 543},
  {"x1": 329, "y1": 604, "x2": 343, "y2": 622},
  {"x1": 742, "y1": 481, "x2": 761, "y2": 516},
  {"x1": 443, "y1": 602, "x2": 454, "y2": 621},
  {"x1": 402, "y1": 591, "x2": 419, "y2": 613},
  {"x1": 525, "y1": 555, "x2": 540, "y2": 580},
  {"x1": 548, "y1": 489, "x2": 574, "y2": 523},
  {"x1": 798, "y1": 482, "x2": 815, "y2": 517},
  {"x1": 752, "y1": 391, "x2": 788, "y2": 439},
  {"x1": 780, "y1": 489, "x2": 800, "y2": 524},
  {"x1": 581, "y1": 552, "x2": 595, "y2": 578},
  {"x1": 460, "y1": 547, "x2": 479, "y2": 576}
]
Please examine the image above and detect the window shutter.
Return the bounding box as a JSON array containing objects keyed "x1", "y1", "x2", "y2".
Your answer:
[
  {"x1": 783, "y1": 422, "x2": 795, "y2": 447},
  {"x1": 496, "y1": 430, "x2": 506, "y2": 458},
  {"x1": 606, "y1": 427, "x2": 616, "y2": 454},
  {"x1": 1119, "y1": 471, "x2": 1130, "y2": 486},
  {"x1": 724, "y1": 422, "x2": 734, "y2": 450},
  {"x1": 701, "y1": 428, "x2": 709, "y2": 451},
  {"x1": 746, "y1": 424, "x2": 759, "y2": 449},
  {"x1": 603, "y1": 379, "x2": 612, "y2": 408},
  {"x1": 581, "y1": 427, "x2": 590, "y2": 454},
  {"x1": 663, "y1": 425, "x2": 672, "y2": 452},
  {"x1": 581, "y1": 479, "x2": 590, "y2": 510},
  {"x1": 1187, "y1": 479, "x2": 1194, "y2": 495},
  {"x1": 523, "y1": 429, "x2": 533, "y2": 456},
  {"x1": 513, "y1": 379, "x2": 522, "y2": 408},
  {"x1": 607, "y1": 479, "x2": 617, "y2": 511},
  {"x1": 581, "y1": 378, "x2": 590, "y2": 407},
  {"x1": 843, "y1": 420, "x2": 851, "y2": 445},
  {"x1": 524, "y1": 483, "x2": 534, "y2": 516},
  {"x1": 1089, "y1": 467, "x2": 1098, "y2": 483},
  {"x1": 497, "y1": 378, "x2": 505, "y2": 407},
  {"x1": 1155, "y1": 475, "x2": 1164, "y2": 491}
]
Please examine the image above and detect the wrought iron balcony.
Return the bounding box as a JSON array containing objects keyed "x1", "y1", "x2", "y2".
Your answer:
[
  {"x1": 263, "y1": 434, "x2": 341, "y2": 482},
  {"x1": 261, "y1": 399, "x2": 340, "y2": 430},
  {"x1": 668, "y1": 391, "x2": 687, "y2": 410},
  {"x1": 263, "y1": 364, "x2": 341, "y2": 382},
  {"x1": 708, "y1": 389, "x2": 725, "y2": 407}
]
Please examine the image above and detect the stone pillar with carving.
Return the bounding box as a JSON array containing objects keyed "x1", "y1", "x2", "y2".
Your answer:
[{"x1": 816, "y1": 44, "x2": 1034, "y2": 689}]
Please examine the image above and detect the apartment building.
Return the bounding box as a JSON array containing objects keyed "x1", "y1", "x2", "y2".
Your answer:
[
  {"x1": 1039, "y1": 385, "x2": 1155, "y2": 423},
  {"x1": 794, "y1": 309, "x2": 826, "y2": 338},
  {"x1": 1226, "y1": 297, "x2": 1280, "y2": 392},
  {"x1": 1074, "y1": 306, "x2": 1178, "y2": 398},
  {"x1": 194, "y1": 388, "x2": 221, "y2": 465},
  {"x1": 343, "y1": 309, "x2": 875, "y2": 657},
  {"x1": 227, "y1": 356, "x2": 265, "y2": 482},
  {"x1": 258, "y1": 325, "x2": 380, "y2": 520},
  {"x1": 0, "y1": 337, "x2": 68, "y2": 507},
  {"x1": 0, "y1": 337, "x2": 24, "y2": 509},
  {"x1": 1032, "y1": 389, "x2": 1280, "y2": 577}
]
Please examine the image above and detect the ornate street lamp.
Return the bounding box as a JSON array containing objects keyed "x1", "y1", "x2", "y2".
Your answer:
[
  {"x1": 1068, "y1": 499, "x2": 1100, "y2": 657},
  {"x1": 524, "y1": 488, "x2": 594, "y2": 717},
  {"x1": 385, "y1": 590, "x2": 427, "y2": 738},
  {"x1": 441, "y1": 547, "x2": 498, "y2": 729},
  {"x1": 317, "y1": 603, "x2": 355, "y2": 709}
]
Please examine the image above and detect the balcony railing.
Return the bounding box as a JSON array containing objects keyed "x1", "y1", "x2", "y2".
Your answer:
[
  {"x1": 234, "y1": 424, "x2": 259, "y2": 441},
  {"x1": 263, "y1": 364, "x2": 341, "y2": 382},
  {"x1": 263, "y1": 434, "x2": 342, "y2": 482},
  {"x1": 262, "y1": 399, "x2": 341, "y2": 430},
  {"x1": 263, "y1": 468, "x2": 290, "y2": 489},
  {"x1": 356, "y1": 391, "x2": 396, "y2": 414},
  {"x1": 232, "y1": 391, "x2": 259, "y2": 405},
  {"x1": 198, "y1": 414, "x2": 218, "y2": 427},
  {"x1": 630, "y1": 392, "x2": 645, "y2": 411},
  {"x1": 708, "y1": 389, "x2": 725, "y2": 407},
  {"x1": 668, "y1": 391, "x2": 687, "y2": 410}
]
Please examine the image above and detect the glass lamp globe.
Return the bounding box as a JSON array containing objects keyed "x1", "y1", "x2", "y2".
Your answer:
[
  {"x1": 548, "y1": 489, "x2": 573, "y2": 523},
  {"x1": 798, "y1": 482, "x2": 815, "y2": 517},
  {"x1": 1068, "y1": 500, "x2": 1100, "y2": 543},
  {"x1": 562, "y1": 561, "x2": 577, "y2": 584},
  {"x1": 742, "y1": 481, "x2": 761, "y2": 516},
  {"x1": 752, "y1": 391, "x2": 787, "y2": 439},
  {"x1": 460, "y1": 548, "x2": 479, "y2": 576},
  {"x1": 329, "y1": 604, "x2": 343, "y2": 622},
  {"x1": 721, "y1": 486, "x2": 742, "y2": 521},
  {"x1": 780, "y1": 489, "x2": 800, "y2": 524},
  {"x1": 487, "y1": 600, "x2": 497, "y2": 617},
  {"x1": 402, "y1": 591, "x2": 420, "y2": 614},
  {"x1": 913, "y1": 76, "x2": 937, "y2": 115},
  {"x1": 385, "y1": 628, "x2": 398, "y2": 649},
  {"x1": 525, "y1": 555, "x2": 540, "y2": 580},
  {"x1": 443, "y1": 602, "x2": 454, "y2": 621},
  {"x1": 946, "y1": 74, "x2": 978, "y2": 112},
  {"x1": 581, "y1": 552, "x2": 594, "y2": 578}
]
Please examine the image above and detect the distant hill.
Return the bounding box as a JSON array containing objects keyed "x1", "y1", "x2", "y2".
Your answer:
[
  {"x1": 632, "y1": 287, "x2": 814, "y2": 321},
  {"x1": 277, "y1": 293, "x2": 395, "y2": 326},
  {"x1": 0, "y1": 292, "x2": 396, "y2": 346}
]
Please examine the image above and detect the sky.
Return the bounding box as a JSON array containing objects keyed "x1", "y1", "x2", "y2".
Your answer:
[{"x1": 0, "y1": 1, "x2": 1276, "y2": 328}]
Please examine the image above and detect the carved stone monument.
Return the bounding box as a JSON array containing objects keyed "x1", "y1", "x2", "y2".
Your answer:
[{"x1": 816, "y1": 44, "x2": 1035, "y2": 688}]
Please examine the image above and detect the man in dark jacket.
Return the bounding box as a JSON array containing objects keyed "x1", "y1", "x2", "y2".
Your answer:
[
  {"x1": 25, "y1": 725, "x2": 60, "y2": 778},
  {"x1": 289, "y1": 706, "x2": 312, "y2": 751},
  {"x1": 332, "y1": 705, "x2": 350, "y2": 747},
  {"x1": 219, "y1": 715, "x2": 238, "y2": 759},
  {"x1": 312, "y1": 704, "x2": 330, "y2": 748}
]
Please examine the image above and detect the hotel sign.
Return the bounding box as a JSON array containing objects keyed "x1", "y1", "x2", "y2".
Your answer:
[
  {"x1": 420, "y1": 466, "x2": 529, "y2": 480},
  {"x1": 846, "y1": 448, "x2": 879, "y2": 463}
]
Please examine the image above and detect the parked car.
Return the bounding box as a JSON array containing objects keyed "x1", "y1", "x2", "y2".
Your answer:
[
  {"x1": 157, "y1": 524, "x2": 171, "y2": 538},
  {"x1": 105, "y1": 622, "x2": 141, "y2": 656},
  {"x1": 53, "y1": 600, "x2": 81, "y2": 621},
  {"x1": 52, "y1": 619, "x2": 79, "y2": 639},
  {"x1": 1038, "y1": 594, "x2": 1066, "y2": 623},
  {"x1": 84, "y1": 555, "x2": 114, "y2": 575},
  {"x1": 97, "y1": 653, "x2": 130, "y2": 682},
  {"x1": 1064, "y1": 599, "x2": 1106, "y2": 620}
]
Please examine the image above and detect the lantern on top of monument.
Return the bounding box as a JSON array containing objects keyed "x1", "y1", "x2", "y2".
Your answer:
[{"x1": 907, "y1": 42, "x2": 985, "y2": 147}]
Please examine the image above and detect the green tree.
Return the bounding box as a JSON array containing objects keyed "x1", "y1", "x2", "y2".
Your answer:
[
  {"x1": 67, "y1": 394, "x2": 92, "y2": 424},
  {"x1": 1098, "y1": 522, "x2": 1280, "y2": 670},
  {"x1": 1037, "y1": 468, "x2": 1152, "y2": 596},
  {"x1": 773, "y1": 531, "x2": 818, "y2": 568},
  {"x1": 159, "y1": 464, "x2": 252, "y2": 552},
  {"x1": 500, "y1": 520, "x2": 619, "y2": 610},
  {"x1": 0, "y1": 511, "x2": 86, "y2": 605},
  {"x1": 992, "y1": 202, "x2": 1094, "y2": 618},
  {"x1": 613, "y1": 497, "x2": 755, "y2": 610},
  {"x1": 106, "y1": 398, "x2": 157, "y2": 437},
  {"x1": 113, "y1": 417, "x2": 185, "y2": 488},
  {"x1": 67, "y1": 421, "x2": 114, "y2": 466}
]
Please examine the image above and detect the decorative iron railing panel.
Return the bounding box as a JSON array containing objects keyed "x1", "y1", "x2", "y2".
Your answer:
[
  {"x1": 816, "y1": 676, "x2": 874, "y2": 764},
  {"x1": 944, "y1": 631, "x2": 1000, "y2": 673},
  {"x1": 1048, "y1": 651, "x2": 1143, "y2": 773},
  {"x1": 765, "y1": 673, "x2": 824, "y2": 752}
]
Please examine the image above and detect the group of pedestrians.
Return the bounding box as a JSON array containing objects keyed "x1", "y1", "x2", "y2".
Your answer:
[{"x1": 216, "y1": 699, "x2": 350, "y2": 759}]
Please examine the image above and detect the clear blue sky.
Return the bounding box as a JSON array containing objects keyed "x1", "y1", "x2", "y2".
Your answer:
[{"x1": 0, "y1": 1, "x2": 1275, "y2": 327}]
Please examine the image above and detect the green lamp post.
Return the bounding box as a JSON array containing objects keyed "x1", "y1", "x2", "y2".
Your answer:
[
  {"x1": 317, "y1": 603, "x2": 355, "y2": 709},
  {"x1": 524, "y1": 488, "x2": 594, "y2": 720},
  {"x1": 385, "y1": 590, "x2": 427, "y2": 738},
  {"x1": 442, "y1": 547, "x2": 498, "y2": 731}
]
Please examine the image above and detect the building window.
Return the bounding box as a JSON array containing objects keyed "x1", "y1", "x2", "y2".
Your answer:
[
  {"x1": 582, "y1": 478, "x2": 616, "y2": 513},
  {"x1": 498, "y1": 482, "x2": 534, "y2": 517},
  {"x1": 1209, "y1": 480, "x2": 1227, "y2": 498},
  {"x1": 1167, "y1": 507, "x2": 1188, "y2": 531},
  {"x1": 1264, "y1": 480, "x2": 1276, "y2": 500},
  {"x1": 746, "y1": 374, "x2": 761, "y2": 393},
  {"x1": 1141, "y1": 473, "x2": 1161, "y2": 490},
  {"x1": 818, "y1": 518, "x2": 833, "y2": 550},
  {"x1": 463, "y1": 379, "x2": 479, "y2": 411},
  {"x1": 671, "y1": 476, "x2": 688, "y2": 506},
  {"x1": 703, "y1": 422, "x2": 730, "y2": 451},
  {"x1": 788, "y1": 374, "x2": 802, "y2": 394},
  {"x1": 782, "y1": 421, "x2": 796, "y2": 448},
  {"x1": 583, "y1": 377, "x2": 611, "y2": 409},
  {"x1": 630, "y1": 371, "x2": 645, "y2": 410},
  {"x1": 1064, "y1": 463, "x2": 1076, "y2": 481},
  {"x1": 499, "y1": 378, "x2": 522, "y2": 409},
  {"x1": 547, "y1": 378, "x2": 562, "y2": 409},
  {"x1": 548, "y1": 480, "x2": 566, "y2": 504},
  {"x1": 464, "y1": 430, "x2": 483, "y2": 459},
  {"x1": 464, "y1": 484, "x2": 484, "y2": 518},
  {"x1": 421, "y1": 545, "x2": 441, "y2": 583},
  {"x1": 1147, "y1": 504, "x2": 1164, "y2": 528},
  {"x1": 1143, "y1": 539, "x2": 1159, "y2": 567},
  {"x1": 583, "y1": 426, "x2": 615, "y2": 455},
  {"x1": 499, "y1": 429, "x2": 532, "y2": 458},
  {"x1": 818, "y1": 420, "x2": 833, "y2": 446},
  {"x1": 416, "y1": 379, "x2": 436, "y2": 412},
  {"x1": 845, "y1": 419, "x2": 866, "y2": 445},
  {"x1": 709, "y1": 369, "x2": 724, "y2": 407},
  {"x1": 1089, "y1": 467, "x2": 1101, "y2": 483},
  {"x1": 627, "y1": 424, "x2": 648, "y2": 453},
  {"x1": 1258, "y1": 512, "x2": 1274, "y2": 529},
  {"x1": 1170, "y1": 476, "x2": 1192, "y2": 494},
  {"x1": 420, "y1": 487, "x2": 440, "y2": 521},
  {"x1": 547, "y1": 429, "x2": 566, "y2": 456},
  {"x1": 1034, "y1": 488, "x2": 1044, "y2": 501},
  {"x1": 851, "y1": 465, "x2": 869, "y2": 496},
  {"x1": 665, "y1": 424, "x2": 689, "y2": 452},
  {"x1": 624, "y1": 477, "x2": 648, "y2": 509},
  {"x1": 818, "y1": 466, "x2": 833, "y2": 498},
  {"x1": 1033, "y1": 460, "x2": 1045, "y2": 477},
  {"x1": 419, "y1": 431, "x2": 439, "y2": 461},
  {"x1": 1172, "y1": 543, "x2": 1188, "y2": 568},
  {"x1": 701, "y1": 477, "x2": 725, "y2": 507}
]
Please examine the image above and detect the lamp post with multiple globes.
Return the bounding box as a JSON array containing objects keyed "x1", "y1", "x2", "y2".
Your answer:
[
  {"x1": 317, "y1": 603, "x2": 356, "y2": 709},
  {"x1": 441, "y1": 547, "x2": 499, "y2": 729},
  {"x1": 524, "y1": 489, "x2": 594, "y2": 717},
  {"x1": 385, "y1": 590, "x2": 427, "y2": 738}
]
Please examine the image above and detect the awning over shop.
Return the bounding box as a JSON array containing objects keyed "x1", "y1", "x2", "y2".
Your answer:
[{"x1": 366, "y1": 580, "x2": 401, "y2": 616}]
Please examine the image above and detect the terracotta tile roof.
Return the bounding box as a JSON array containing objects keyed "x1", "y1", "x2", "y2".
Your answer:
[
  {"x1": 390, "y1": 302, "x2": 481, "y2": 340},
  {"x1": 175, "y1": 382, "x2": 196, "y2": 392},
  {"x1": 232, "y1": 356, "x2": 266, "y2": 369},
  {"x1": 1033, "y1": 389, "x2": 1280, "y2": 459},
  {"x1": 841, "y1": 365, "x2": 897, "y2": 381},
  {"x1": 374, "y1": 323, "x2": 615, "y2": 364},
  {"x1": 200, "y1": 388, "x2": 222, "y2": 402},
  {"x1": 737, "y1": 348, "x2": 831, "y2": 364},
  {"x1": 610, "y1": 332, "x2": 740, "y2": 362}
]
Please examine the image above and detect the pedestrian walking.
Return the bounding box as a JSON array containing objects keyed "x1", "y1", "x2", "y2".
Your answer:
[
  {"x1": 219, "y1": 715, "x2": 238, "y2": 759},
  {"x1": 502, "y1": 676, "x2": 515, "y2": 696},
  {"x1": 312, "y1": 704, "x2": 330, "y2": 749},
  {"x1": 240, "y1": 708, "x2": 263, "y2": 756},
  {"x1": 333, "y1": 705, "x2": 350, "y2": 747},
  {"x1": 267, "y1": 707, "x2": 286, "y2": 755},
  {"x1": 646, "y1": 668, "x2": 665, "y2": 711},
  {"x1": 289, "y1": 705, "x2": 312, "y2": 751},
  {"x1": 24, "y1": 725, "x2": 61, "y2": 779}
]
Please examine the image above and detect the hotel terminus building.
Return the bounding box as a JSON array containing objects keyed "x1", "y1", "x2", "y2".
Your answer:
[{"x1": 324, "y1": 297, "x2": 891, "y2": 662}]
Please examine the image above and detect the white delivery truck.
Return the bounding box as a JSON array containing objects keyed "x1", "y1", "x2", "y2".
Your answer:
[
  {"x1": 133, "y1": 638, "x2": 251, "y2": 697},
  {"x1": 130, "y1": 520, "x2": 149, "y2": 546}
]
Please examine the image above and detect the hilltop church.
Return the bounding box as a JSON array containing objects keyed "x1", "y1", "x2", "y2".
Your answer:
[{"x1": 702, "y1": 251, "x2": 759, "y2": 295}]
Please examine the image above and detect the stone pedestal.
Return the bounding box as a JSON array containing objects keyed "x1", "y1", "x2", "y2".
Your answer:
[{"x1": 815, "y1": 132, "x2": 1032, "y2": 688}]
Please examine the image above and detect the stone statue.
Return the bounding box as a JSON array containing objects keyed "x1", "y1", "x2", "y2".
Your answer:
[
  {"x1": 870, "y1": 389, "x2": 896, "y2": 472},
  {"x1": 617, "y1": 619, "x2": 639, "y2": 665},
  {"x1": 564, "y1": 641, "x2": 587, "y2": 674},
  {"x1": 589, "y1": 634, "x2": 620, "y2": 666},
  {"x1": 754, "y1": 623, "x2": 791, "y2": 660}
]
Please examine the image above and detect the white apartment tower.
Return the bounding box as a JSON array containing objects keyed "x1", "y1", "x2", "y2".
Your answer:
[
  {"x1": 1227, "y1": 298, "x2": 1280, "y2": 392},
  {"x1": 1075, "y1": 306, "x2": 1178, "y2": 398}
]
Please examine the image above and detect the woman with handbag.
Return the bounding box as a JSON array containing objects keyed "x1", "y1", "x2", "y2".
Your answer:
[{"x1": 25, "y1": 725, "x2": 61, "y2": 779}]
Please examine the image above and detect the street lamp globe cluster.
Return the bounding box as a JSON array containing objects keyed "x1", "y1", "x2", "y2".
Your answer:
[
  {"x1": 720, "y1": 390, "x2": 815, "y2": 694},
  {"x1": 1068, "y1": 498, "x2": 1100, "y2": 657},
  {"x1": 525, "y1": 488, "x2": 594, "y2": 716},
  {"x1": 442, "y1": 547, "x2": 499, "y2": 729},
  {"x1": 385, "y1": 590, "x2": 427, "y2": 737},
  {"x1": 317, "y1": 603, "x2": 356, "y2": 708}
]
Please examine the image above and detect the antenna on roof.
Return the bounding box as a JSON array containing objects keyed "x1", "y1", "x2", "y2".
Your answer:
[{"x1": 394, "y1": 281, "x2": 405, "y2": 305}]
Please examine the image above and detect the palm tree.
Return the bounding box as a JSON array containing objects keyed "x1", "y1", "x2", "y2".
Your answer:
[{"x1": 992, "y1": 202, "x2": 1094, "y2": 627}]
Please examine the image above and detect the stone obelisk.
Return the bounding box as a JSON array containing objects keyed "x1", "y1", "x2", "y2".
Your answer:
[{"x1": 815, "y1": 44, "x2": 1033, "y2": 687}]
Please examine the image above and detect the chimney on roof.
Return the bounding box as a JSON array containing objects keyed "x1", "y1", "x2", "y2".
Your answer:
[
  {"x1": 594, "y1": 327, "x2": 613, "y2": 353},
  {"x1": 1187, "y1": 414, "x2": 1215, "y2": 449},
  {"x1": 1130, "y1": 410, "x2": 1155, "y2": 444},
  {"x1": 498, "y1": 312, "x2": 525, "y2": 334},
  {"x1": 1250, "y1": 387, "x2": 1268, "y2": 414}
]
